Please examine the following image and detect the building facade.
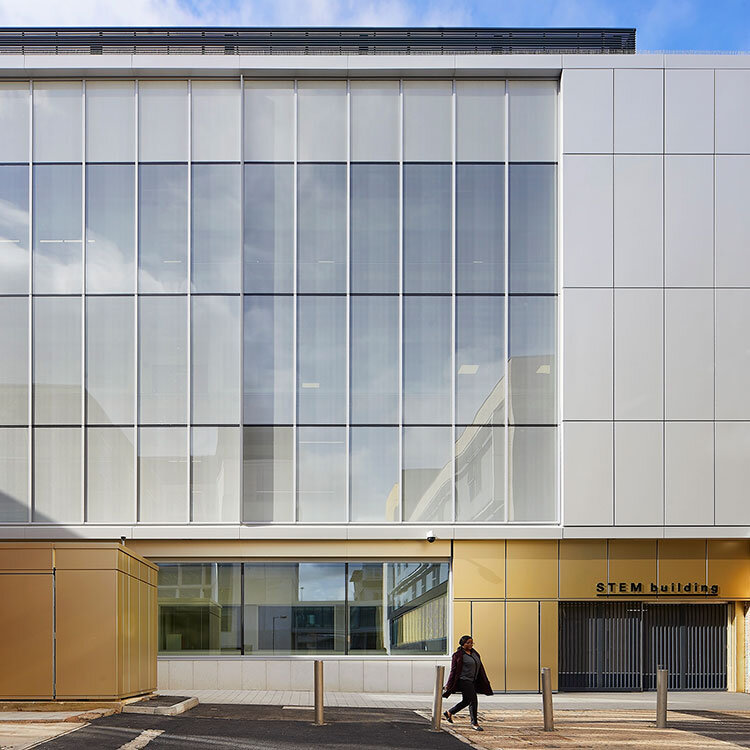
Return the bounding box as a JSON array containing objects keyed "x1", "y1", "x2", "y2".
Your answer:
[{"x1": 1, "y1": 28, "x2": 750, "y2": 695}]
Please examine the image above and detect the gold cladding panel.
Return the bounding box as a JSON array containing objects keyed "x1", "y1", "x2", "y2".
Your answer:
[
  {"x1": 453, "y1": 600, "x2": 472, "y2": 648},
  {"x1": 0, "y1": 573, "x2": 53, "y2": 699},
  {"x1": 0, "y1": 546, "x2": 53, "y2": 572},
  {"x1": 540, "y1": 601, "x2": 558, "y2": 691},
  {"x1": 658, "y1": 539, "x2": 707, "y2": 589},
  {"x1": 55, "y1": 547, "x2": 119, "y2": 571},
  {"x1": 472, "y1": 601, "x2": 505, "y2": 692},
  {"x1": 559, "y1": 540, "x2": 607, "y2": 599},
  {"x1": 453, "y1": 541, "x2": 505, "y2": 600},
  {"x1": 608, "y1": 540, "x2": 657, "y2": 594},
  {"x1": 708, "y1": 540, "x2": 750, "y2": 599},
  {"x1": 506, "y1": 541, "x2": 558, "y2": 599},
  {"x1": 129, "y1": 574, "x2": 139, "y2": 696},
  {"x1": 505, "y1": 601, "x2": 539, "y2": 691},
  {"x1": 56, "y1": 570, "x2": 118, "y2": 698}
]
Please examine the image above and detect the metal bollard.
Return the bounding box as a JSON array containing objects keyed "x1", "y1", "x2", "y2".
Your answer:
[
  {"x1": 541, "y1": 667, "x2": 554, "y2": 731},
  {"x1": 656, "y1": 667, "x2": 668, "y2": 728},
  {"x1": 431, "y1": 665, "x2": 446, "y2": 732},
  {"x1": 314, "y1": 660, "x2": 325, "y2": 726}
]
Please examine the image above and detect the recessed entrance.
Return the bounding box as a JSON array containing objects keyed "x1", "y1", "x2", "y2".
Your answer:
[{"x1": 559, "y1": 602, "x2": 727, "y2": 691}]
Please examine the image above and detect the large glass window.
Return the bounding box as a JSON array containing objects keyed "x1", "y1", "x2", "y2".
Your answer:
[
  {"x1": 0, "y1": 164, "x2": 29, "y2": 294},
  {"x1": 138, "y1": 164, "x2": 188, "y2": 293},
  {"x1": 33, "y1": 427, "x2": 81, "y2": 523},
  {"x1": 403, "y1": 296, "x2": 451, "y2": 425},
  {"x1": 33, "y1": 296, "x2": 81, "y2": 425},
  {"x1": 404, "y1": 164, "x2": 451, "y2": 293},
  {"x1": 138, "y1": 81, "x2": 188, "y2": 162},
  {"x1": 243, "y1": 296, "x2": 293, "y2": 425},
  {"x1": 509, "y1": 164, "x2": 556, "y2": 294},
  {"x1": 159, "y1": 563, "x2": 242, "y2": 654},
  {"x1": 350, "y1": 427, "x2": 399, "y2": 523},
  {"x1": 456, "y1": 80, "x2": 505, "y2": 162},
  {"x1": 403, "y1": 81, "x2": 452, "y2": 161},
  {"x1": 348, "y1": 563, "x2": 386, "y2": 653},
  {"x1": 85, "y1": 81, "x2": 135, "y2": 163},
  {"x1": 0, "y1": 297, "x2": 28, "y2": 425},
  {"x1": 0, "y1": 428, "x2": 28, "y2": 522},
  {"x1": 192, "y1": 164, "x2": 241, "y2": 293},
  {"x1": 350, "y1": 81, "x2": 399, "y2": 162},
  {"x1": 457, "y1": 164, "x2": 504, "y2": 294},
  {"x1": 242, "y1": 426, "x2": 293, "y2": 522},
  {"x1": 351, "y1": 163, "x2": 399, "y2": 293},
  {"x1": 456, "y1": 296, "x2": 505, "y2": 429},
  {"x1": 298, "y1": 163, "x2": 347, "y2": 293},
  {"x1": 243, "y1": 164, "x2": 293, "y2": 294},
  {"x1": 138, "y1": 426, "x2": 188, "y2": 523},
  {"x1": 86, "y1": 426, "x2": 134, "y2": 523},
  {"x1": 350, "y1": 295, "x2": 398, "y2": 424},
  {"x1": 402, "y1": 426, "x2": 452, "y2": 522},
  {"x1": 138, "y1": 296, "x2": 187, "y2": 425},
  {"x1": 298, "y1": 81, "x2": 347, "y2": 162},
  {"x1": 0, "y1": 82, "x2": 29, "y2": 162},
  {"x1": 191, "y1": 80, "x2": 240, "y2": 162},
  {"x1": 297, "y1": 426, "x2": 346, "y2": 522},
  {"x1": 297, "y1": 296, "x2": 346, "y2": 424},
  {"x1": 33, "y1": 82, "x2": 82, "y2": 163},
  {"x1": 191, "y1": 426, "x2": 240, "y2": 523},
  {"x1": 456, "y1": 425, "x2": 504, "y2": 522},
  {"x1": 243, "y1": 81, "x2": 294, "y2": 162},
  {"x1": 86, "y1": 296, "x2": 134, "y2": 425},
  {"x1": 508, "y1": 426, "x2": 557, "y2": 522},
  {"x1": 86, "y1": 164, "x2": 135, "y2": 294},
  {"x1": 191, "y1": 296, "x2": 240, "y2": 425},
  {"x1": 32, "y1": 165, "x2": 82, "y2": 294}
]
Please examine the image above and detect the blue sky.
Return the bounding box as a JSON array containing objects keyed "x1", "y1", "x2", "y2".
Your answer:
[{"x1": 0, "y1": 0, "x2": 747, "y2": 52}]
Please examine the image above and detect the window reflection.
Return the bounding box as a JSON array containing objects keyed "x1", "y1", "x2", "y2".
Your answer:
[
  {"x1": 297, "y1": 426, "x2": 346, "y2": 523},
  {"x1": 0, "y1": 297, "x2": 28, "y2": 425},
  {"x1": 350, "y1": 427, "x2": 399, "y2": 523},
  {"x1": 508, "y1": 426, "x2": 557, "y2": 522},
  {"x1": 191, "y1": 426, "x2": 240, "y2": 523},
  {"x1": 0, "y1": 165, "x2": 29, "y2": 294},
  {"x1": 348, "y1": 563, "x2": 386, "y2": 653},
  {"x1": 402, "y1": 426, "x2": 452, "y2": 522},
  {"x1": 138, "y1": 426, "x2": 188, "y2": 523},
  {"x1": 456, "y1": 425, "x2": 504, "y2": 522},
  {"x1": 242, "y1": 426, "x2": 293, "y2": 522}
]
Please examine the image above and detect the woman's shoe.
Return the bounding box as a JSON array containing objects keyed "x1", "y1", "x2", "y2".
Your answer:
[
  {"x1": 471, "y1": 724, "x2": 484, "y2": 731},
  {"x1": 443, "y1": 710, "x2": 453, "y2": 723}
]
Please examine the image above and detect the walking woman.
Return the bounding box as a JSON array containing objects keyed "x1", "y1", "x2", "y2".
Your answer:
[{"x1": 442, "y1": 634, "x2": 493, "y2": 731}]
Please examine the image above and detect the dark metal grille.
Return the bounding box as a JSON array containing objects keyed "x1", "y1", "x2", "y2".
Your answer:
[
  {"x1": 0, "y1": 27, "x2": 636, "y2": 56},
  {"x1": 560, "y1": 602, "x2": 728, "y2": 692}
]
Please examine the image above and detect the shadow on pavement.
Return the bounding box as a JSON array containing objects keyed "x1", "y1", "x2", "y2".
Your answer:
[{"x1": 670, "y1": 710, "x2": 750, "y2": 748}]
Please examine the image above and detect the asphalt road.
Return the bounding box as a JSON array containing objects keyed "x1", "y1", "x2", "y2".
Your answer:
[{"x1": 39, "y1": 705, "x2": 466, "y2": 749}]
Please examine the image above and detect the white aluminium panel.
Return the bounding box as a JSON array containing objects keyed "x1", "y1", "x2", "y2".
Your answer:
[
  {"x1": 191, "y1": 80, "x2": 241, "y2": 162},
  {"x1": 715, "y1": 69, "x2": 750, "y2": 154},
  {"x1": 614, "y1": 68, "x2": 663, "y2": 154},
  {"x1": 244, "y1": 81, "x2": 294, "y2": 162},
  {"x1": 665, "y1": 422, "x2": 714, "y2": 526},
  {"x1": 508, "y1": 79, "x2": 557, "y2": 162},
  {"x1": 664, "y1": 155, "x2": 713, "y2": 287},
  {"x1": 614, "y1": 288, "x2": 663, "y2": 421},
  {"x1": 33, "y1": 81, "x2": 82, "y2": 163},
  {"x1": 351, "y1": 80, "x2": 400, "y2": 162},
  {"x1": 561, "y1": 68, "x2": 613, "y2": 154},
  {"x1": 716, "y1": 422, "x2": 750, "y2": 525},
  {"x1": 403, "y1": 80, "x2": 452, "y2": 161},
  {"x1": 0, "y1": 82, "x2": 29, "y2": 162},
  {"x1": 716, "y1": 155, "x2": 750, "y2": 286},
  {"x1": 138, "y1": 80, "x2": 189, "y2": 162},
  {"x1": 456, "y1": 80, "x2": 505, "y2": 162},
  {"x1": 563, "y1": 421, "x2": 613, "y2": 526},
  {"x1": 664, "y1": 69, "x2": 714, "y2": 154},
  {"x1": 614, "y1": 421, "x2": 664, "y2": 526},
  {"x1": 298, "y1": 80, "x2": 347, "y2": 162},
  {"x1": 665, "y1": 289, "x2": 713, "y2": 421},
  {"x1": 562, "y1": 155, "x2": 613, "y2": 286},
  {"x1": 614, "y1": 155, "x2": 663, "y2": 287},
  {"x1": 563, "y1": 288, "x2": 613, "y2": 420},
  {"x1": 86, "y1": 80, "x2": 135, "y2": 163},
  {"x1": 716, "y1": 289, "x2": 750, "y2": 420}
]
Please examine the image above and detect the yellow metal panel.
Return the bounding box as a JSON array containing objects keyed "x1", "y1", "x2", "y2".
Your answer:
[
  {"x1": 453, "y1": 600, "x2": 472, "y2": 649},
  {"x1": 0, "y1": 573, "x2": 53, "y2": 699},
  {"x1": 734, "y1": 602, "x2": 745, "y2": 692},
  {"x1": 559, "y1": 540, "x2": 606, "y2": 599},
  {"x1": 472, "y1": 601, "x2": 505, "y2": 691},
  {"x1": 506, "y1": 541, "x2": 558, "y2": 599},
  {"x1": 0, "y1": 545, "x2": 53, "y2": 572},
  {"x1": 708, "y1": 540, "x2": 750, "y2": 599},
  {"x1": 55, "y1": 547, "x2": 119, "y2": 571},
  {"x1": 149, "y1": 583, "x2": 158, "y2": 690},
  {"x1": 117, "y1": 571, "x2": 125, "y2": 697},
  {"x1": 608, "y1": 540, "x2": 657, "y2": 595},
  {"x1": 539, "y1": 601, "x2": 558, "y2": 691},
  {"x1": 452, "y1": 541, "x2": 505, "y2": 599},
  {"x1": 345, "y1": 539, "x2": 451, "y2": 558},
  {"x1": 129, "y1": 573, "x2": 139, "y2": 696},
  {"x1": 56, "y1": 570, "x2": 118, "y2": 699},
  {"x1": 658, "y1": 539, "x2": 707, "y2": 590},
  {"x1": 505, "y1": 601, "x2": 539, "y2": 691}
]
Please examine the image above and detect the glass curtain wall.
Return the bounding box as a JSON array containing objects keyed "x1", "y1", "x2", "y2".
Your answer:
[
  {"x1": 0, "y1": 77, "x2": 557, "y2": 526},
  {"x1": 158, "y1": 561, "x2": 448, "y2": 655}
]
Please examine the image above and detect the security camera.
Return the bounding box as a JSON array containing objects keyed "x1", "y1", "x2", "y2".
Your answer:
[{"x1": 426, "y1": 530, "x2": 436, "y2": 543}]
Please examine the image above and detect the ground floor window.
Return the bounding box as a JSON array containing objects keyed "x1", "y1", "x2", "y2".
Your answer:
[{"x1": 157, "y1": 561, "x2": 448, "y2": 656}]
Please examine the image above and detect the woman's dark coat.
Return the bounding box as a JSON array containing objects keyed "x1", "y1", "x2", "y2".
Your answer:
[{"x1": 442, "y1": 647, "x2": 493, "y2": 697}]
